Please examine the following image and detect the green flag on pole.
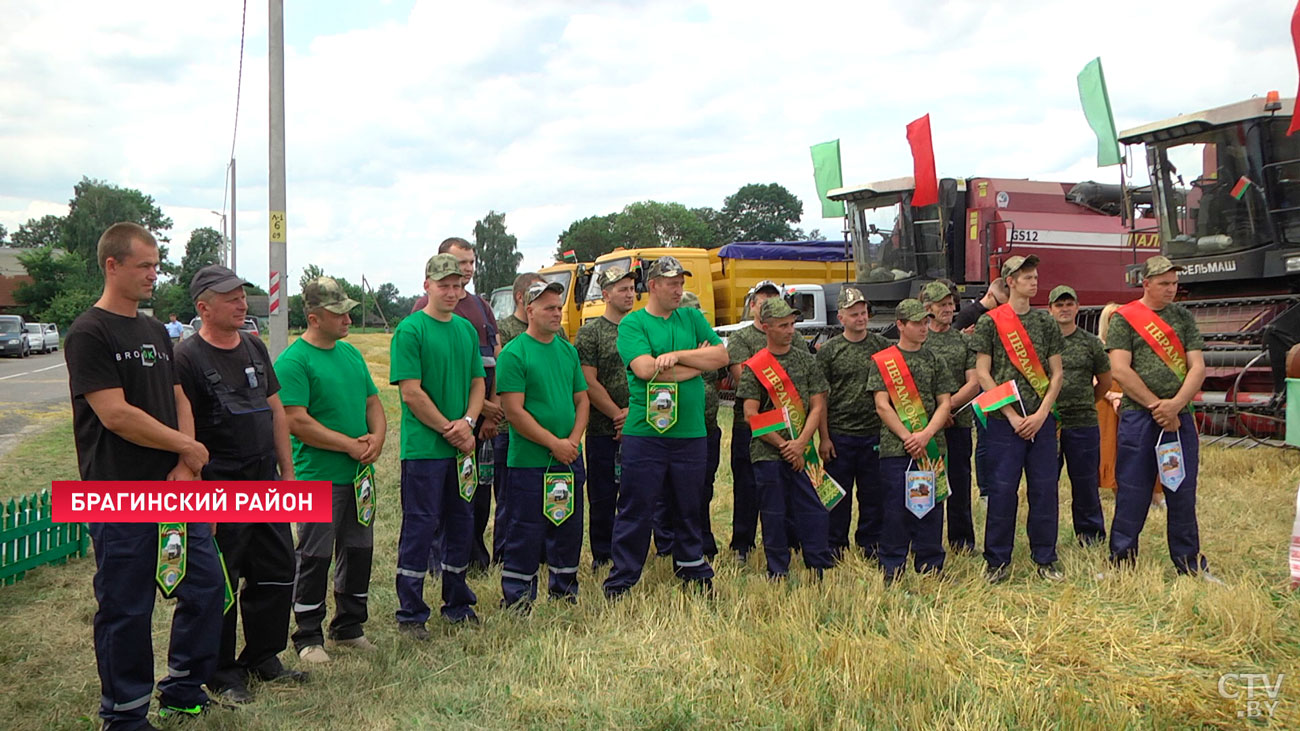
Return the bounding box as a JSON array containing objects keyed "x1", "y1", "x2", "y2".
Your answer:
[
  {"x1": 1077, "y1": 57, "x2": 1121, "y2": 167},
  {"x1": 810, "y1": 139, "x2": 845, "y2": 218}
]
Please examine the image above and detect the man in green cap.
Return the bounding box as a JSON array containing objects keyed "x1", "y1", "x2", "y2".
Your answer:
[
  {"x1": 919, "y1": 280, "x2": 981, "y2": 554},
  {"x1": 868, "y1": 299, "x2": 956, "y2": 583},
  {"x1": 390, "y1": 253, "x2": 486, "y2": 634},
  {"x1": 1106, "y1": 256, "x2": 1218, "y2": 581},
  {"x1": 816, "y1": 285, "x2": 892, "y2": 562},
  {"x1": 972, "y1": 254, "x2": 1065, "y2": 583},
  {"x1": 277, "y1": 277, "x2": 387, "y2": 663},
  {"x1": 574, "y1": 266, "x2": 636, "y2": 567},
  {"x1": 726, "y1": 280, "x2": 782, "y2": 562},
  {"x1": 1047, "y1": 284, "x2": 1109, "y2": 545},
  {"x1": 738, "y1": 297, "x2": 831, "y2": 578},
  {"x1": 604, "y1": 255, "x2": 727, "y2": 597}
]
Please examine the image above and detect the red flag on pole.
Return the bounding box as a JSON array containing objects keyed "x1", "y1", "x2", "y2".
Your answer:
[
  {"x1": 906, "y1": 114, "x2": 939, "y2": 207},
  {"x1": 1289, "y1": 1, "x2": 1300, "y2": 136}
]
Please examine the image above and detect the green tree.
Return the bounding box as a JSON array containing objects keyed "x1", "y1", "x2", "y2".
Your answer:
[
  {"x1": 10, "y1": 214, "x2": 63, "y2": 249},
  {"x1": 718, "y1": 183, "x2": 804, "y2": 242},
  {"x1": 555, "y1": 213, "x2": 619, "y2": 262},
  {"x1": 691, "y1": 206, "x2": 729, "y2": 248},
  {"x1": 0, "y1": 223, "x2": 7, "y2": 246},
  {"x1": 473, "y1": 210, "x2": 522, "y2": 294},
  {"x1": 150, "y1": 282, "x2": 193, "y2": 323},
  {"x1": 13, "y1": 247, "x2": 97, "y2": 328},
  {"x1": 61, "y1": 177, "x2": 173, "y2": 276},
  {"x1": 299, "y1": 264, "x2": 326, "y2": 292},
  {"x1": 612, "y1": 201, "x2": 714, "y2": 249},
  {"x1": 174, "y1": 227, "x2": 224, "y2": 289}
]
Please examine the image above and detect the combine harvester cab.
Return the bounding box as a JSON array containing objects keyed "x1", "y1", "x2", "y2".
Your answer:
[
  {"x1": 579, "y1": 247, "x2": 715, "y2": 326},
  {"x1": 827, "y1": 175, "x2": 1156, "y2": 320},
  {"x1": 1119, "y1": 93, "x2": 1300, "y2": 442}
]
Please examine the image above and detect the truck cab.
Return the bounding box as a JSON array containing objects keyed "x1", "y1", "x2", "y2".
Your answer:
[
  {"x1": 538, "y1": 262, "x2": 593, "y2": 340},
  {"x1": 580, "y1": 247, "x2": 715, "y2": 325}
]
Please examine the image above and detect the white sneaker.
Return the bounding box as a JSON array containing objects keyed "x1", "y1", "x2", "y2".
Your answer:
[
  {"x1": 332, "y1": 635, "x2": 378, "y2": 652},
  {"x1": 298, "y1": 645, "x2": 331, "y2": 664}
]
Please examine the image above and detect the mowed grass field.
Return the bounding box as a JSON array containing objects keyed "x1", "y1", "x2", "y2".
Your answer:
[{"x1": 1, "y1": 331, "x2": 1299, "y2": 729}]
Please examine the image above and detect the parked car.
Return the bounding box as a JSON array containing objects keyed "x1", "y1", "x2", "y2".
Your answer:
[
  {"x1": 183, "y1": 316, "x2": 259, "y2": 339},
  {"x1": 24, "y1": 323, "x2": 50, "y2": 353},
  {"x1": 241, "y1": 316, "x2": 260, "y2": 336},
  {"x1": 41, "y1": 323, "x2": 59, "y2": 352},
  {"x1": 0, "y1": 315, "x2": 31, "y2": 358}
]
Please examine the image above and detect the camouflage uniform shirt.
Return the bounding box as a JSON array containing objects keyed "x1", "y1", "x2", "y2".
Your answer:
[
  {"x1": 816, "y1": 332, "x2": 892, "y2": 436},
  {"x1": 726, "y1": 323, "x2": 767, "y2": 425},
  {"x1": 702, "y1": 367, "x2": 721, "y2": 431},
  {"x1": 573, "y1": 315, "x2": 628, "y2": 437},
  {"x1": 971, "y1": 308, "x2": 1065, "y2": 419},
  {"x1": 498, "y1": 314, "x2": 528, "y2": 346},
  {"x1": 1057, "y1": 327, "x2": 1109, "y2": 428},
  {"x1": 736, "y1": 347, "x2": 829, "y2": 463},
  {"x1": 1106, "y1": 302, "x2": 1203, "y2": 413},
  {"x1": 866, "y1": 346, "x2": 957, "y2": 459},
  {"x1": 920, "y1": 326, "x2": 975, "y2": 429}
]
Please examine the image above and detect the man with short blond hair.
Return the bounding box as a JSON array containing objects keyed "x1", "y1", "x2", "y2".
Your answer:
[{"x1": 279, "y1": 277, "x2": 387, "y2": 664}]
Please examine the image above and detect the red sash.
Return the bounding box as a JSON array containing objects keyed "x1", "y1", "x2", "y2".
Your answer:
[
  {"x1": 1117, "y1": 300, "x2": 1188, "y2": 380},
  {"x1": 987, "y1": 304, "x2": 1051, "y2": 399},
  {"x1": 744, "y1": 349, "x2": 807, "y2": 433},
  {"x1": 871, "y1": 346, "x2": 948, "y2": 500}
]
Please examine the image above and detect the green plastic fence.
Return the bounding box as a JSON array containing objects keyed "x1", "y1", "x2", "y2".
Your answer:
[{"x1": 0, "y1": 490, "x2": 88, "y2": 585}]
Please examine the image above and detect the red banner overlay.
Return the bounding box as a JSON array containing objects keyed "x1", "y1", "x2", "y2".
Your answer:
[{"x1": 50, "y1": 481, "x2": 333, "y2": 523}]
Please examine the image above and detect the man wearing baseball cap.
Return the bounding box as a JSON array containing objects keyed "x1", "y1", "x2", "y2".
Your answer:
[
  {"x1": 867, "y1": 299, "x2": 956, "y2": 584},
  {"x1": 919, "y1": 280, "x2": 981, "y2": 555},
  {"x1": 574, "y1": 266, "x2": 636, "y2": 567},
  {"x1": 604, "y1": 256, "x2": 728, "y2": 597},
  {"x1": 1047, "y1": 284, "x2": 1109, "y2": 546},
  {"x1": 815, "y1": 285, "x2": 892, "y2": 562},
  {"x1": 390, "y1": 253, "x2": 486, "y2": 634},
  {"x1": 972, "y1": 254, "x2": 1066, "y2": 583},
  {"x1": 737, "y1": 297, "x2": 832, "y2": 579},
  {"x1": 277, "y1": 277, "x2": 387, "y2": 664},
  {"x1": 1105, "y1": 256, "x2": 1219, "y2": 582},
  {"x1": 175, "y1": 264, "x2": 305, "y2": 702},
  {"x1": 496, "y1": 280, "x2": 589, "y2": 607},
  {"x1": 726, "y1": 279, "x2": 783, "y2": 562}
]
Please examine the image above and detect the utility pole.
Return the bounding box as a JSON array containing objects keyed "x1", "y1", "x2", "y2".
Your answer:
[
  {"x1": 229, "y1": 157, "x2": 237, "y2": 274},
  {"x1": 268, "y1": 0, "x2": 287, "y2": 357}
]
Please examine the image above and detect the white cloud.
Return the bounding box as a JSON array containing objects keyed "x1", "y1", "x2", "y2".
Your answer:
[{"x1": 1, "y1": 0, "x2": 1295, "y2": 296}]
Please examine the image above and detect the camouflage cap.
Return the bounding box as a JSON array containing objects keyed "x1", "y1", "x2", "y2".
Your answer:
[
  {"x1": 525, "y1": 280, "x2": 564, "y2": 304},
  {"x1": 598, "y1": 265, "x2": 636, "y2": 289},
  {"x1": 1048, "y1": 284, "x2": 1077, "y2": 303},
  {"x1": 748, "y1": 279, "x2": 782, "y2": 297},
  {"x1": 645, "y1": 255, "x2": 692, "y2": 280},
  {"x1": 425, "y1": 253, "x2": 463, "y2": 281},
  {"x1": 920, "y1": 280, "x2": 953, "y2": 304},
  {"x1": 1142, "y1": 255, "x2": 1184, "y2": 279},
  {"x1": 759, "y1": 297, "x2": 801, "y2": 321},
  {"x1": 679, "y1": 291, "x2": 702, "y2": 309},
  {"x1": 837, "y1": 286, "x2": 867, "y2": 309},
  {"x1": 1000, "y1": 254, "x2": 1040, "y2": 278},
  {"x1": 303, "y1": 276, "x2": 360, "y2": 314},
  {"x1": 894, "y1": 298, "x2": 931, "y2": 322}
]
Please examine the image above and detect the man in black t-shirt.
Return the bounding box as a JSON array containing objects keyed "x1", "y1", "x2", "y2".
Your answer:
[
  {"x1": 174, "y1": 265, "x2": 305, "y2": 704},
  {"x1": 66, "y1": 222, "x2": 225, "y2": 728}
]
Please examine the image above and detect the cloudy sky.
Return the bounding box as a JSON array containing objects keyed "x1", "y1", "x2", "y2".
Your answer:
[{"x1": 1, "y1": 0, "x2": 1295, "y2": 297}]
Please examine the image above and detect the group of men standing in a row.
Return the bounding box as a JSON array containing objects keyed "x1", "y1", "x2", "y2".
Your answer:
[{"x1": 66, "y1": 221, "x2": 1216, "y2": 730}]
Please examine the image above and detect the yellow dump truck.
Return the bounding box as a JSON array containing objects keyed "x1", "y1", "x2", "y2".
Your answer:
[
  {"x1": 538, "y1": 261, "x2": 593, "y2": 340},
  {"x1": 579, "y1": 248, "x2": 716, "y2": 325},
  {"x1": 710, "y1": 240, "x2": 854, "y2": 325}
]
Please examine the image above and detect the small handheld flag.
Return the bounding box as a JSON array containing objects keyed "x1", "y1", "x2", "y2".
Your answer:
[
  {"x1": 749, "y1": 408, "x2": 791, "y2": 437},
  {"x1": 972, "y1": 381, "x2": 1022, "y2": 426}
]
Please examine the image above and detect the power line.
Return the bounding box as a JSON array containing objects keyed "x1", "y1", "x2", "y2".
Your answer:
[{"x1": 221, "y1": 0, "x2": 249, "y2": 217}]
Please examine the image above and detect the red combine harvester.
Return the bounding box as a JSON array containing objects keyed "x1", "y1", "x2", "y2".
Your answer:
[
  {"x1": 1118, "y1": 93, "x2": 1300, "y2": 442},
  {"x1": 825, "y1": 175, "x2": 1158, "y2": 312}
]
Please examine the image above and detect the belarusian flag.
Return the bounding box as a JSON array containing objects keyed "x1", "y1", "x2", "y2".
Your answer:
[
  {"x1": 562, "y1": 249, "x2": 577, "y2": 263},
  {"x1": 749, "y1": 408, "x2": 791, "y2": 437},
  {"x1": 1230, "y1": 176, "x2": 1254, "y2": 200},
  {"x1": 972, "y1": 381, "x2": 1022, "y2": 425}
]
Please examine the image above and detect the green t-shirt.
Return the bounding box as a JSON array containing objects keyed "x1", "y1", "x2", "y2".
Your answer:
[
  {"x1": 1106, "y1": 302, "x2": 1204, "y2": 413},
  {"x1": 389, "y1": 311, "x2": 486, "y2": 459},
  {"x1": 574, "y1": 316, "x2": 628, "y2": 437},
  {"x1": 971, "y1": 307, "x2": 1065, "y2": 419},
  {"x1": 274, "y1": 338, "x2": 378, "y2": 483},
  {"x1": 736, "y1": 346, "x2": 829, "y2": 463},
  {"x1": 921, "y1": 326, "x2": 975, "y2": 429},
  {"x1": 726, "y1": 324, "x2": 767, "y2": 425},
  {"x1": 618, "y1": 306, "x2": 722, "y2": 439},
  {"x1": 496, "y1": 333, "x2": 588, "y2": 468},
  {"x1": 1057, "y1": 328, "x2": 1110, "y2": 428},
  {"x1": 817, "y1": 332, "x2": 892, "y2": 436},
  {"x1": 866, "y1": 346, "x2": 957, "y2": 459}
]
